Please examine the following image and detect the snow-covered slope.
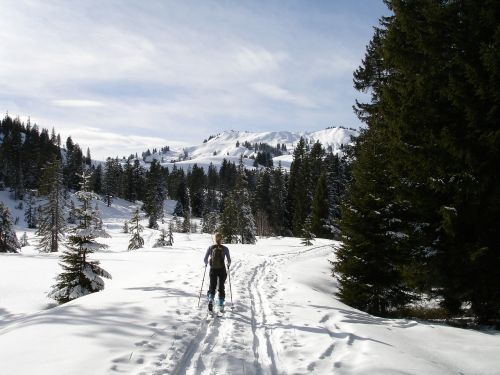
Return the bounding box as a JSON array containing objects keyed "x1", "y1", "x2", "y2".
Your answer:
[
  {"x1": 1, "y1": 194, "x2": 499, "y2": 375},
  {"x1": 143, "y1": 127, "x2": 357, "y2": 170}
]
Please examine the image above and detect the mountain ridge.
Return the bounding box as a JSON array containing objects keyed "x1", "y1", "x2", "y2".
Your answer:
[{"x1": 142, "y1": 127, "x2": 358, "y2": 170}]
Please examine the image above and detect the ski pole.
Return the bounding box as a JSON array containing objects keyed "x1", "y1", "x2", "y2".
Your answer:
[
  {"x1": 197, "y1": 264, "x2": 207, "y2": 308},
  {"x1": 227, "y1": 264, "x2": 234, "y2": 310}
]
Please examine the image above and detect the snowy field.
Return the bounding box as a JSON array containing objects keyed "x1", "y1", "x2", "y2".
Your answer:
[{"x1": 1, "y1": 197, "x2": 499, "y2": 375}]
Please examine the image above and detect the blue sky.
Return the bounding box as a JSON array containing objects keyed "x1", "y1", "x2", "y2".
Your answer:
[{"x1": 0, "y1": 0, "x2": 389, "y2": 159}]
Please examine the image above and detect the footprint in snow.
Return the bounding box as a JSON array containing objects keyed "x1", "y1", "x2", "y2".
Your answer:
[{"x1": 319, "y1": 315, "x2": 330, "y2": 323}]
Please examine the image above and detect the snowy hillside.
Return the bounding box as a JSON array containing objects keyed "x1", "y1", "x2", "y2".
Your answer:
[
  {"x1": 142, "y1": 127, "x2": 357, "y2": 170},
  {"x1": 1, "y1": 193, "x2": 499, "y2": 375}
]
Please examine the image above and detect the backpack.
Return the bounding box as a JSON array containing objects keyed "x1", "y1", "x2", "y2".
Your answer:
[{"x1": 210, "y1": 245, "x2": 225, "y2": 269}]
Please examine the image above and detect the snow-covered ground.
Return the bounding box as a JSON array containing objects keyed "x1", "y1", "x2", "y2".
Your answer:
[{"x1": 1, "y1": 196, "x2": 499, "y2": 375}]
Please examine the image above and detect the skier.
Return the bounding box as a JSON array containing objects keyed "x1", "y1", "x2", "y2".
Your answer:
[{"x1": 204, "y1": 232, "x2": 231, "y2": 312}]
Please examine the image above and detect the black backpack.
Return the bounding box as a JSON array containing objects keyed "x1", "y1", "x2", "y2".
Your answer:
[{"x1": 210, "y1": 245, "x2": 224, "y2": 269}]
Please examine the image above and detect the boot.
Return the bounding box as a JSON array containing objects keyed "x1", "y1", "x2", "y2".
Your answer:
[{"x1": 219, "y1": 298, "x2": 225, "y2": 312}]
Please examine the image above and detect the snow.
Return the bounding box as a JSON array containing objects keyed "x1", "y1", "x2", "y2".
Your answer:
[{"x1": 1, "y1": 194, "x2": 499, "y2": 374}]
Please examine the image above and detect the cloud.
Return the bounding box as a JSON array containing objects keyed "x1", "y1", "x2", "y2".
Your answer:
[
  {"x1": 250, "y1": 82, "x2": 317, "y2": 109},
  {"x1": 52, "y1": 100, "x2": 105, "y2": 108},
  {"x1": 236, "y1": 47, "x2": 287, "y2": 73},
  {"x1": 55, "y1": 126, "x2": 187, "y2": 161}
]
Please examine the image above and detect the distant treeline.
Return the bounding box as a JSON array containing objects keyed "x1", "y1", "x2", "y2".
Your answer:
[{"x1": 0, "y1": 114, "x2": 350, "y2": 241}]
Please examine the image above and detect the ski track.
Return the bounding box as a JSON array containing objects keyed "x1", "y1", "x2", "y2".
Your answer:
[{"x1": 147, "y1": 245, "x2": 333, "y2": 375}]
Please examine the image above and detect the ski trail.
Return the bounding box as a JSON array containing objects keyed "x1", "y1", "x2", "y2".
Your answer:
[
  {"x1": 155, "y1": 252, "x2": 298, "y2": 375},
  {"x1": 247, "y1": 260, "x2": 281, "y2": 375},
  {"x1": 165, "y1": 260, "x2": 243, "y2": 375}
]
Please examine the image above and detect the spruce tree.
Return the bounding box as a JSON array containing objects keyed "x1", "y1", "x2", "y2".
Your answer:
[
  {"x1": 270, "y1": 162, "x2": 289, "y2": 236},
  {"x1": 36, "y1": 158, "x2": 66, "y2": 253},
  {"x1": 334, "y1": 129, "x2": 412, "y2": 315},
  {"x1": 167, "y1": 220, "x2": 174, "y2": 246},
  {"x1": 188, "y1": 164, "x2": 206, "y2": 217},
  {"x1": 0, "y1": 202, "x2": 21, "y2": 253},
  {"x1": 325, "y1": 153, "x2": 348, "y2": 239},
  {"x1": 254, "y1": 168, "x2": 272, "y2": 236},
  {"x1": 48, "y1": 172, "x2": 111, "y2": 304},
  {"x1": 24, "y1": 189, "x2": 38, "y2": 229},
  {"x1": 310, "y1": 173, "x2": 330, "y2": 238},
  {"x1": 20, "y1": 232, "x2": 29, "y2": 247},
  {"x1": 67, "y1": 200, "x2": 76, "y2": 224},
  {"x1": 333, "y1": 0, "x2": 500, "y2": 321},
  {"x1": 234, "y1": 156, "x2": 256, "y2": 244},
  {"x1": 153, "y1": 228, "x2": 171, "y2": 247},
  {"x1": 201, "y1": 211, "x2": 219, "y2": 234},
  {"x1": 220, "y1": 194, "x2": 238, "y2": 244},
  {"x1": 144, "y1": 159, "x2": 165, "y2": 229},
  {"x1": 173, "y1": 201, "x2": 184, "y2": 217},
  {"x1": 103, "y1": 158, "x2": 121, "y2": 207},
  {"x1": 122, "y1": 220, "x2": 129, "y2": 234},
  {"x1": 128, "y1": 209, "x2": 144, "y2": 250},
  {"x1": 182, "y1": 210, "x2": 191, "y2": 233},
  {"x1": 301, "y1": 216, "x2": 315, "y2": 246}
]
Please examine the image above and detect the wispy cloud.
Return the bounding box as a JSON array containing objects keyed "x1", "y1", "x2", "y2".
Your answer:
[
  {"x1": 52, "y1": 100, "x2": 105, "y2": 108},
  {"x1": 250, "y1": 82, "x2": 317, "y2": 109}
]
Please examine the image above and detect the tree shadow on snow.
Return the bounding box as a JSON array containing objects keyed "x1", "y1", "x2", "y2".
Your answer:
[
  {"x1": 125, "y1": 286, "x2": 197, "y2": 298},
  {"x1": 310, "y1": 305, "x2": 419, "y2": 329},
  {"x1": 0, "y1": 303, "x2": 153, "y2": 340},
  {"x1": 229, "y1": 308, "x2": 392, "y2": 348}
]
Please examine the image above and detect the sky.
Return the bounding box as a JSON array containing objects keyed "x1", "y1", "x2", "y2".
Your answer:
[{"x1": 0, "y1": 0, "x2": 389, "y2": 160}]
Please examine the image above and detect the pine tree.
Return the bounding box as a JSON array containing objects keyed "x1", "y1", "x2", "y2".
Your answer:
[
  {"x1": 63, "y1": 137, "x2": 84, "y2": 191},
  {"x1": 143, "y1": 159, "x2": 165, "y2": 229},
  {"x1": 234, "y1": 156, "x2": 256, "y2": 244},
  {"x1": 67, "y1": 200, "x2": 76, "y2": 224},
  {"x1": 182, "y1": 209, "x2": 191, "y2": 233},
  {"x1": 167, "y1": 220, "x2": 174, "y2": 246},
  {"x1": 128, "y1": 209, "x2": 144, "y2": 250},
  {"x1": 338, "y1": 1, "x2": 500, "y2": 323},
  {"x1": 103, "y1": 158, "x2": 121, "y2": 207},
  {"x1": 48, "y1": 172, "x2": 111, "y2": 304},
  {"x1": 188, "y1": 164, "x2": 206, "y2": 217},
  {"x1": 0, "y1": 202, "x2": 21, "y2": 253},
  {"x1": 85, "y1": 147, "x2": 91, "y2": 166},
  {"x1": 254, "y1": 168, "x2": 272, "y2": 236},
  {"x1": 325, "y1": 153, "x2": 348, "y2": 239},
  {"x1": 36, "y1": 158, "x2": 66, "y2": 253},
  {"x1": 270, "y1": 162, "x2": 289, "y2": 236},
  {"x1": 220, "y1": 194, "x2": 238, "y2": 244},
  {"x1": 24, "y1": 189, "x2": 38, "y2": 229},
  {"x1": 288, "y1": 137, "x2": 310, "y2": 236},
  {"x1": 205, "y1": 163, "x2": 220, "y2": 212},
  {"x1": 310, "y1": 173, "x2": 330, "y2": 238},
  {"x1": 301, "y1": 216, "x2": 315, "y2": 246},
  {"x1": 334, "y1": 129, "x2": 412, "y2": 315},
  {"x1": 122, "y1": 220, "x2": 129, "y2": 234},
  {"x1": 20, "y1": 232, "x2": 29, "y2": 247},
  {"x1": 153, "y1": 227, "x2": 172, "y2": 247},
  {"x1": 202, "y1": 211, "x2": 219, "y2": 234},
  {"x1": 173, "y1": 201, "x2": 184, "y2": 217}
]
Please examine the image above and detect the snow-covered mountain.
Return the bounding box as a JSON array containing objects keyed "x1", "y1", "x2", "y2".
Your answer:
[{"x1": 143, "y1": 127, "x2": 358, "y2": 170}]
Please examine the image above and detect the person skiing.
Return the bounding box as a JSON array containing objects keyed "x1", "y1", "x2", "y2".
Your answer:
[{"x1": 204, "y1": 232, "x2": 231, "y2": 312}]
